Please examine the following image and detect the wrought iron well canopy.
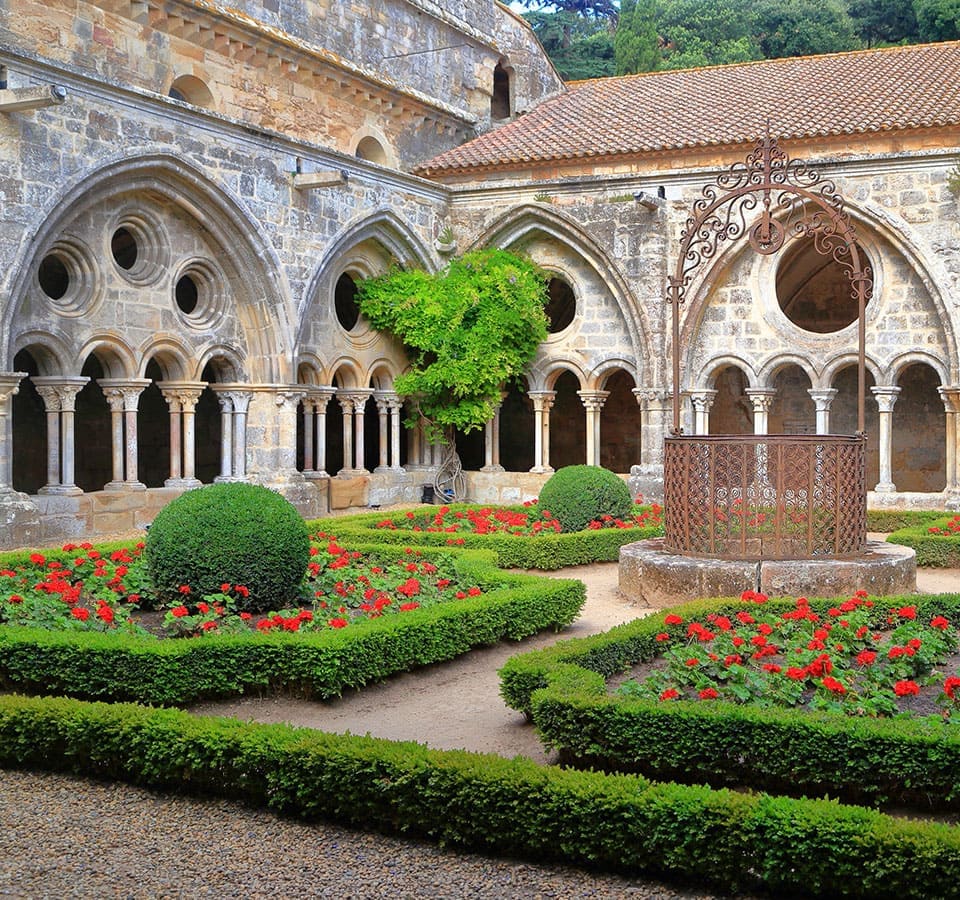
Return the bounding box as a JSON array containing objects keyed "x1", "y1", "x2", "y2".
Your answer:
[{"x1": 664, "y1": 133, "x2": 871, "y2": 560}]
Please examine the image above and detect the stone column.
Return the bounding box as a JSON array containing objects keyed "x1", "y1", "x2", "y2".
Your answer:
[
  {"x1": 385, "y1": 395, "x2": 404, "y2": 471},
  {"x1": 32, "y1": 376, "x2": 88, "y2": 495},
  {"x1": 0, "y1": 373, "x2": 27, "y2": 489},
  {"x1": 214, "y1": 392, "x2": 234, "y2": 480},
  {"x1": 872, "y1": 386, "x2": 901, "y2": 493},
  {"x1": 687, "y1": 389, "x2": 718, "y2": 436},
  {"x1": 373, "y1": 391, "x2": 397, "y2": 473},
  {"x1": 746, "y1": 388, "x2": 776, "y2": 435},
  {"x1": 158, "y1": 382, "x2": 205, "y2": 488},
  {"x1": 808, "y1": 388, "x2": 838, "y2": 435},
  {"x1": 632, "y1": 388, "x2": 670, "y2": 468},
  {"x1": 98, "y1": 378, "x2": 151, "y2": 490},
  {"x1": 938, "y1": 387, "x2": 960, "y2": 499},
  {"x1": 578, "y1": 390, "x2": 609, "y2": 467},
  {"x1": 528, "y1": 391, "x2": 556, "y2": 473},
  {"x1": 336, "y1": 393, "x2": 354, "y2": 476},
  {"x1": 313, "y1": 388, "x2": 335, "y2": 477},
  {"x1": 336, "y1": 390, "x2": 373, "y2": 475},
  {"x1": 481, "y1": 398, "x2": 505, "y2": 473}
]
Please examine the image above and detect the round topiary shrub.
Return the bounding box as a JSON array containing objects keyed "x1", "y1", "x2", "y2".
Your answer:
[
  {"x1": 146, "y1": 482, "x2": 310, "y2": 612},
  {"x1": 537, "y1": 465, "x2": 633, "y2": 533}
]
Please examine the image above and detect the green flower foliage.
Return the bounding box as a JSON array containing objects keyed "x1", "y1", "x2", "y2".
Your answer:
[
  {"x1": 356, "y1": 249, "x2": 548, "y2": 444},
  {"x1": 145, "y1": 483, "x2": 310, "y2": 613},
  {"x1": 537, "y1": 465, "x2": 634, "y2": 533}
]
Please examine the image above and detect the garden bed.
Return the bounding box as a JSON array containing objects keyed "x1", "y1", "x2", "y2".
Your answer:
[{"x1": 499, "y1": 591, "x2": 960, "y2": 811}]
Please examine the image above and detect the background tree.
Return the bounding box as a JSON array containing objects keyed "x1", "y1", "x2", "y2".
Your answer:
[
  {"x1": 755, "y1": 0, "x2": 860, "y2": 59},
  {"x1": 656, "y1": 0, "x2": 762, "y2": 69},
  {"x1": 356, "y1": 249, "x2": 549, "y2": 445},
  {"x1": 914, "y1": 0, "x2": 960, "y2": 40},
  {"x1": 615, "y1": 0, "x2": 660, "y2": 74},
  {"x1": 848, "y1": 0, "x2": 920, "y2": 46},
  {"x1": 523, "y1": 9, "x2": 617, "y2": 78}
]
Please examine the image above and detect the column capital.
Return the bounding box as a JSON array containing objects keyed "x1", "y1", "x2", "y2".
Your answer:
[
  {"x1": 97, "y1": 378, "x2": 152, "y2": 411},
  {"x1": 745, "y1": 387, "x2": 776, "y2": 414},
  {"x1": 529, "y1": 390, "x2": 557, "y2": 412},
  {"x1": 577, "y1": 389, "x2": 609, "y2": 411},
  {"x1": 686, "y1": 389, "x2": 718, "y2": 412},
  {"x1": 939, "y1": 386, "x2": 960, "y2": 413},
  {"x1": 210, "y1": 384, "x2": 253, "y2": 414},
  {"x1": 871, "y1": 384, "x2": 902, "y2": 413},
  {"x1": 633, "y1": 387, "x2": 670, "y2": 408},
  {"x1": 337, "y1": 388, "x2": 374, "y2": 414},
  {"x1": 373, "y1": 390, "x2": 403, "y2": 412},
  {"x1": 158, "y1": 381, "x2": 205, "y2": 410},
  {"x1": 808, "y1": 388, "x2": 838, "y2": 408},
  {"x1": 0, "y1": 372, "x2": 28, "y2": 402},
  {"x1": 302, "y1": 385, "x2": 337, "y2": 413},
  {"x1": 32, "y1": 376, "x2": 90, "y2": 411}
]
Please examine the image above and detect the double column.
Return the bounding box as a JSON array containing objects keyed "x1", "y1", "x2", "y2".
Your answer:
[
  {"x1": 300, "y1": 387, "x2": 336, "y2": 478},
  {"x1": 578, "y1": 390, "x2": 609, "y2": 467},
  {"x1": 871, "y1": 385, "x2": 901, "y2": 493},
  {"x1": 529, "y1": 391, "x2": 555, "y2": 473},
  {"x1": 32, "y1": 376, "x2": 89, "y2": 495},
  {"x1": 98, "y1": 378, "x2": 152, "y2": 490},
  {"x1": 158, "y1": 381, "x2": 205, "y2": 488},
  {"x1": 0, "y1": 374, "x2": 27, "y2": 491},
  {"x1": 336, "y1": 389, "x2": 374, "y2": 475},
  {"x1": 373, "y1": 391, "x2": 405, "y2": 473},
  {"x1": 210, "y1": 385, "x2": 253, "y2": 482}
]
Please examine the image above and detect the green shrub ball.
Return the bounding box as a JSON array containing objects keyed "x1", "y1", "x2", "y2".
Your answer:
[
  {"x1": 146, "y1": 483, "x2": 310, "y2": 612},
  {"x1": 537, "y1": 465, "x2": 633, "y2": 533}
]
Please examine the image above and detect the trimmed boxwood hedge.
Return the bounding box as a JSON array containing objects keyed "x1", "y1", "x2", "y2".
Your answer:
[
  {"x1": 1, "y1": 694, "x2": 959, "y2": 899},
  {"x1": 308, "y1": 504, "x2": 663, "y2": 569},
  {"x1": 0, "y1": 546, "x2": 584, "y2": 706},
  {"x1": 885, "y1": 517, "x2": 960, "y2": 567},
  {"x1": 499, "y1": 593, "x2": 960, "y2": 810}
]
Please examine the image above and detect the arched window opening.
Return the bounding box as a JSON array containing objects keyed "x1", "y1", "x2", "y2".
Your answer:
[
  {"x1": 599, "y1": 370, "x2": 639, "y2": 473},
  {"x1": 551, "y1": 371, "x2": 585, "y2": 469},
  {"x1": 169, "y1": 75, "x2": 214, "y2": 108},
  {"x1": 111, "y1": 227, "x2": 138, "y2": 270},
  {"x1": 708, "y1": 368, "x2": 751, "y2": 435},
  {"x1": 11, "y1": 349, "x2": 45, "y2": 495},
  {"x1": 769, "y1": 366, "x2": 813, "y2": 435},
  {"x1": 356, "y1": 136, "x2": 388, "y2": 166},
  {"x1": 137, "y1": 360, "x2": 170, "y2": 489},
  {"x1": 894, "y1": 364, "x2": 944, "y2": 492},
  {"x1": 777, "y1": 236, "x2": 871, "y2": 333},
  {"x1": 75, "y1": 355, "x2": 111, "y2": 493},
  {"x1": 545, "y1": 277, "x2": 576, "y2": 333},
  {"x1": 38, "y1": 254, "x2": 69, "y2": 300},
  {"x1": 491, "y1": 63, "x2": 512, "y2": 120},
  {"x1": 335, "y1": 273, "x2": 361, "y2": 331}
]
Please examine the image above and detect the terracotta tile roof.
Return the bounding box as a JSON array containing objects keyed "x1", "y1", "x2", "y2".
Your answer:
[{"x1": 414, "y1": 41, "x2": 960, "y2": 176}]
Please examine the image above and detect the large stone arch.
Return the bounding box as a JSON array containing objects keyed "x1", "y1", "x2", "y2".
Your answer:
[
  {"x1": 479, "y1": 204, "x2": 654, "y2": 388},
  {"x1": 2, "y1": 152, "x2": 293, "y2": 384}
]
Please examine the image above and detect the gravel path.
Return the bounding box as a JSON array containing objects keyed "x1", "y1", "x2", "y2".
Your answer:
[{"x1": 3, "y1": 557, "x2": 955, "y2": 898}]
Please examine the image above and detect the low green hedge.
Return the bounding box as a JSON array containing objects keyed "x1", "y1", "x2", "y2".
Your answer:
[
  {"x1": 308, "y1": 505, "x2": 663, "y2": 569},
  {"x1": 867, "y1": 509, "x2": 946, "y2": 533},
  {"x1": 0, "y1": 546, "x2": 584, "y2": 706},
  {"x1": 886, "y1": 516, "x2": 960, "y2": 567},
  {"x1": 499, "y1": 594, "x2": 960, "y2": 809},
  {"x1": 1, "y1": 694, "x2": 958, "y2": 899}
]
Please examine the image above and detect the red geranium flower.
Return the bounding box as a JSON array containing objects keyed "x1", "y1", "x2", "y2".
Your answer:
[
  {"x1": 698, "y1": 687, "x2": 719, "y2": 700},
  {"x1": 894, "y1": 680, "x2": 920, "y2": 697},
  {"x1": 660, "y1": 688, "x2": 680, "y2": 701}
]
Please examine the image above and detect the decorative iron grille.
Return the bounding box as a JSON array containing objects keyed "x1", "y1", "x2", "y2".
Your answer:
[{"x1": 663, "y1": 435, "x2": 866, "y2": 560}]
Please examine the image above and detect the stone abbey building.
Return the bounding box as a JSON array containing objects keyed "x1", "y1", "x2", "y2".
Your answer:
[{"x1": 0, "y1": 0, "x2": 959, "y2": 547}]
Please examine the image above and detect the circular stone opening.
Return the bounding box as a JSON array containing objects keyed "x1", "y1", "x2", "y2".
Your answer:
[
  {"x1": 335, "y1": 273, "x2": 360, "y2": 331},
  {"x1": 776, "y1": 237, "x2": 871, "y2": 333},
  {"x1": 545, "y1": 277, "x2": 576, "y2": 333},
  {"x1": 175, "y1": 274, "x2": 199, "y2": 315},
  {"x1": 38, "y1": 254, "x2": 70, "y2": 300},
  {"x1": 111, "y1": 226, "x2": 139, "y2": 270}
]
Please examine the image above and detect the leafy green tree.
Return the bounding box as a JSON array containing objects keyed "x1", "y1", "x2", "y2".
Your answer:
[
  {"x1": 514, "y1": 0, "x2": 619, "y2": 21},
  {"x1": 914, "y1": 0, "x2": 960, "y2": 40},
  {"x1": 656, "y1": 0, "x2": 763, "y2": 68},
  {"x1": 848, "y1": 0, "x2": 920, "y2": 46},
  {"x1": 525, "y1": 10, "x2": 616, "y2": 78},
  {"x1": 615, "y1": 0, "x2": 660, "y2": 73},
  {"x1": 755, "y1": 0, "x2": 860, "y2": 58},
  {"x1": 356, "y1": 249, "x2": 549, "y2": 444}
]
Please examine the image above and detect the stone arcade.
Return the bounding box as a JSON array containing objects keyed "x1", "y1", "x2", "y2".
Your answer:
[{"x1": 0, "y1": 1, "x2": 958, "y2": 547}]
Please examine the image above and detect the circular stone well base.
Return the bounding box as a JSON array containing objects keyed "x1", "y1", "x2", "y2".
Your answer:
[{"x1": 619, "y1": 538, "x2": 917, "y2": 607}]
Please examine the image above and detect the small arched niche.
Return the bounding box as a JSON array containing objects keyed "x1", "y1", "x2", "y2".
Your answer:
[
  {"x1": 168, "y1": 75, "x2": 214, "y2": 109},
  {"x1": 355, "y1": 136, "x2": 388, "y2": 166}
]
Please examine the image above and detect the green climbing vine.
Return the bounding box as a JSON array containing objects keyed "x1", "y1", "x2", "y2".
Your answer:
[{"x1": 356, "y1": 248, "x2": 549, "y2": 444}]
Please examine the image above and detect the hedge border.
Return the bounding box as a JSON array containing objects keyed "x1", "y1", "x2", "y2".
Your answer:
[
  {"x1": 886, "y1": 516, "x2": 960, "y2": 568},
  {"x1": 308, "y1": 504, "x2": 663, "y2": 569},
  {"x1": 499, "y1": 593, "x2": 960, "y2": 809},
  {"x1": 0, "y1": 544, "x2": 584, "y2": 706},
  {"x1": 1, "y1": 694, "x2": 958, "y2": 899}
]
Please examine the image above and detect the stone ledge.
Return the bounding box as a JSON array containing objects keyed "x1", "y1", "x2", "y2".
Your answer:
[{"x1": 620, "y1": 538, "x2": 917, "y2": 607}]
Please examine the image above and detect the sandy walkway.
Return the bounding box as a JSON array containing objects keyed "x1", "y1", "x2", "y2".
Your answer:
[{"x1": 191, "y1": 562, "x2": 960, "y2": 763}]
